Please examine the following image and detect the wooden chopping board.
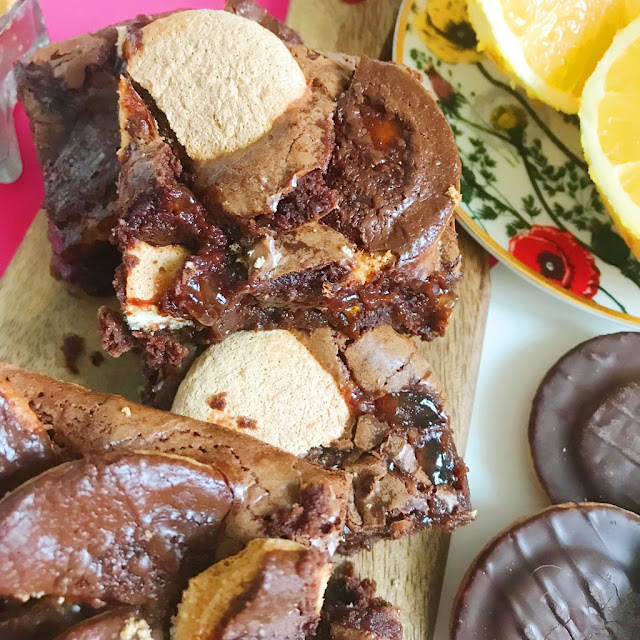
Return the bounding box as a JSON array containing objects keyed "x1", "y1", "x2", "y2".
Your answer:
[
  {"x1": 286, "y1": 3, "x2": 490, "y2": 637},
  {"x1": 0, "y1": 2, "x2": 490, "y2": 636}
]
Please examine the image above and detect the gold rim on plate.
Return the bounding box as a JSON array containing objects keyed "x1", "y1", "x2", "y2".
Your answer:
[{"x1": 392, "y1": 0, "x2": 640, "y2": 328}]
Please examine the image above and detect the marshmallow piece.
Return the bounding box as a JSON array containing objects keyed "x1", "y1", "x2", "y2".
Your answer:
[
  {"x1": 171, "y1": 330, "x2": 351, "y2": 456},
  {"x1": 171, "y1": 538, "x2": 331, "y2": 640},
  {"x1": 124, "y1": 241, "x2": 192, "y2": 332},
  {"x1": 126, "y1": 10, "x2": 308, "y2": 162}
]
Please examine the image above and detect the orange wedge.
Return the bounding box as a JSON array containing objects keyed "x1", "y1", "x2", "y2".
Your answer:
[
  {"x1": 468, "y1": 0, "x2": 640, "y2": 113},
  {"x1": 580, "y1": 15, "x2": 640, "y2": 259}
]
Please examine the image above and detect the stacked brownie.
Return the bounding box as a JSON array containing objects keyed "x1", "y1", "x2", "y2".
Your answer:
[{"x1": 13, "y1": 2, "x2": 472, "y2": 636}]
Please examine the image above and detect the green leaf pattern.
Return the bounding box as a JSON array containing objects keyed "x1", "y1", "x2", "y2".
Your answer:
[{"x1": 398, "y1": 2, "x2": 640, "y2": 320}]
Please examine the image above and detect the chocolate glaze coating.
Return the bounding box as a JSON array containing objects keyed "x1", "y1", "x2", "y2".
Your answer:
[
  {"x1": 578, "y1": 382, "x2": 640, "y2": 513},
  {"x1": 0, "y1": 452, "x2": 233, "y2": 608},
  {"x1": 0, "y1": 597, "x2": 91, "y2": 640},
  {"x1": 325, "y1": 57, "x2": 460, "y2": 263},
  {"x1": 0, "y1": 381, "x2": 59, "y2": 496},
  {"x1": 208, "y1": 547, "x2": 326, "y2": 640},
  {"x1": 529, "y1": 332, "x2": 640, "y2": 511},
  {"x1": 451, "y1": 503, "x2": 640, "y2": 640}
]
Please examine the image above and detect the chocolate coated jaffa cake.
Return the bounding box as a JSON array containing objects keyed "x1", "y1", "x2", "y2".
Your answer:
[
  {"x1": 170, "y1": 325, "x2": 472, "y2": 550},
  {"x1": 451, "y1": 503, "x2": 640, "y2": 640},
  {"x1": 94, "y1": 5, "x2": 462, "y2": 365}
]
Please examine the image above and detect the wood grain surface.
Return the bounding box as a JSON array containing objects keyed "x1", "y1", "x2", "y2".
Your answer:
[
  {"x1": 0, "y1": 2, "x2": 490, "y2": 636},
  {"x1": 287, "y1": 1, "x2": 491, "y2": 637}
]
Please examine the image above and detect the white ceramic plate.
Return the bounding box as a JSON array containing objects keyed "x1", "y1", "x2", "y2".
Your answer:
[{"x1": 393, "y1": 0, "x2": 640, "y2": 327}]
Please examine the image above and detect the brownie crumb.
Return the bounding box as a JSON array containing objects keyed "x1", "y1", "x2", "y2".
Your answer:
[
  {"x1": 236, "y1": 416, "x2": 258, "y2": 429},
  {"x1": 314, "y1": 563, "x2": 403, "y2": 640},
  {"x1": 207, "y1": 393, "x2": 228, "y2": 411},
  {"x1": 61, "y1": 335, "x2": 85, "y2": 375},
  {"x1": 90, "y1": 351, "x2": 105, "y2": 367},
  {"x1": 266, "y1": 484, "x2": 336, "y2": 542}
]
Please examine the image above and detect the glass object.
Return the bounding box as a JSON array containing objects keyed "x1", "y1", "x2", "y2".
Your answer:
[{"x1": 0, "y1": 0, "x2": 49, "y2": 183}]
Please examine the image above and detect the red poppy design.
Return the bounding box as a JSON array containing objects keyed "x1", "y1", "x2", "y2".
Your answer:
[
  {"x1": 509, "y1": 225, "x2": 600, "y2": 299},
  {"x1": 426, "y1": 68, "x2": 454, "y2": 102}
]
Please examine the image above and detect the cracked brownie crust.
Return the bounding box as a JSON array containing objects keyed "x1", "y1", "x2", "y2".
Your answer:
[
  {"x1": 18, "y1": 3, "x2": 462, "y2": 345},
  {"x1": 0, "y1": 364, "x2": 404, "y2": 640},
  {"x1": 170, "y1": 326, "x2": 472, "y2": 551},
  {"x1": 16, "y1": 26, "x2": 123, "y2": 294}
]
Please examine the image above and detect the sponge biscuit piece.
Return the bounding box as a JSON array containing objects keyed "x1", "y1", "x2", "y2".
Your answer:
[
  {"x1": 171, "y1": 538, "x2": 330, "y2": 640},
  {"x1": 124, "y1": 241, "x2": 192, "y2": 331},
  {"x1": 125, "y1": 10, "x2": 308, "y2": 163},
  {"x1": 171, "y1": 330, "x2": 351, "y2": 456}
]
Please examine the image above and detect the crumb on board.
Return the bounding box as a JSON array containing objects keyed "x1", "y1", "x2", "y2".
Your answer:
[
  {"x1": 61, "y1": 334, "x2": 85, "y2": 375},
  {"x1": 90, "y1": 351, "x2": 105, "y2": 367}
]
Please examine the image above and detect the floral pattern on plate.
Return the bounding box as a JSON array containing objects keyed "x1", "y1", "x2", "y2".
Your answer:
[{"x1": 393, "y1": 0, "x2": 640, "y2": 325}]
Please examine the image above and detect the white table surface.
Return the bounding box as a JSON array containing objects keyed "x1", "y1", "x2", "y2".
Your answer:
[{"x1": 433, "y1": 261, "x2": 633, "y2": 639}]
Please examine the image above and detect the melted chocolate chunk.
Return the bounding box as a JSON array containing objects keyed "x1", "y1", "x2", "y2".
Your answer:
[
  {"x1": 452, "y1": 503, "x2": 640, "y2": 640},
  {"x1": 530, "y1": 332, "x2": 640, "y2": 512},
  {"x1": 0, "y1": 452, "x2": 233, "y2": 610},
  {"x1": 164, "y1": 252, "x2": 248, "y2": 336},
  {"x1": 116, "y1": 79, "x2": 227, "y2": 252},
  {"x1": 0, "y1": 381, "x2": 59, "y2": 496},
  {"x1": 376, "y1": 390, "x2": 441, "y2": 429},
  {"x1": 325, "y1": 57, "x2": 460, "y2": 262}
]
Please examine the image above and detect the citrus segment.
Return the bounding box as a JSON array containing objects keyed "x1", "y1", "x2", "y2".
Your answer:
[
  {"x1": 468, "y1": 0, "x2": 640, "y2": 113},
  {"x1": 580, "y1": 15, "x2": 640, "y2": 258}
]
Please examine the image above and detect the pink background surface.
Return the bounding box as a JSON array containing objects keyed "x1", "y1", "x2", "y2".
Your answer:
[{"x1": 0, "y1": 0, "x2": 289, "y2": 276}]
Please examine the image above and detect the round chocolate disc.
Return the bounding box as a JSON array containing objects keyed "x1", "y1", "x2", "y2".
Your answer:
[
  {"x1": 529, "y1": 332, "x2": 640, "y2": 511},
  {"x1": 451, "y1": 503, "x2": 640, "y2": 640},
  {"x1": 578, "y1": 382, "x2": 640, "y2": 511}
]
